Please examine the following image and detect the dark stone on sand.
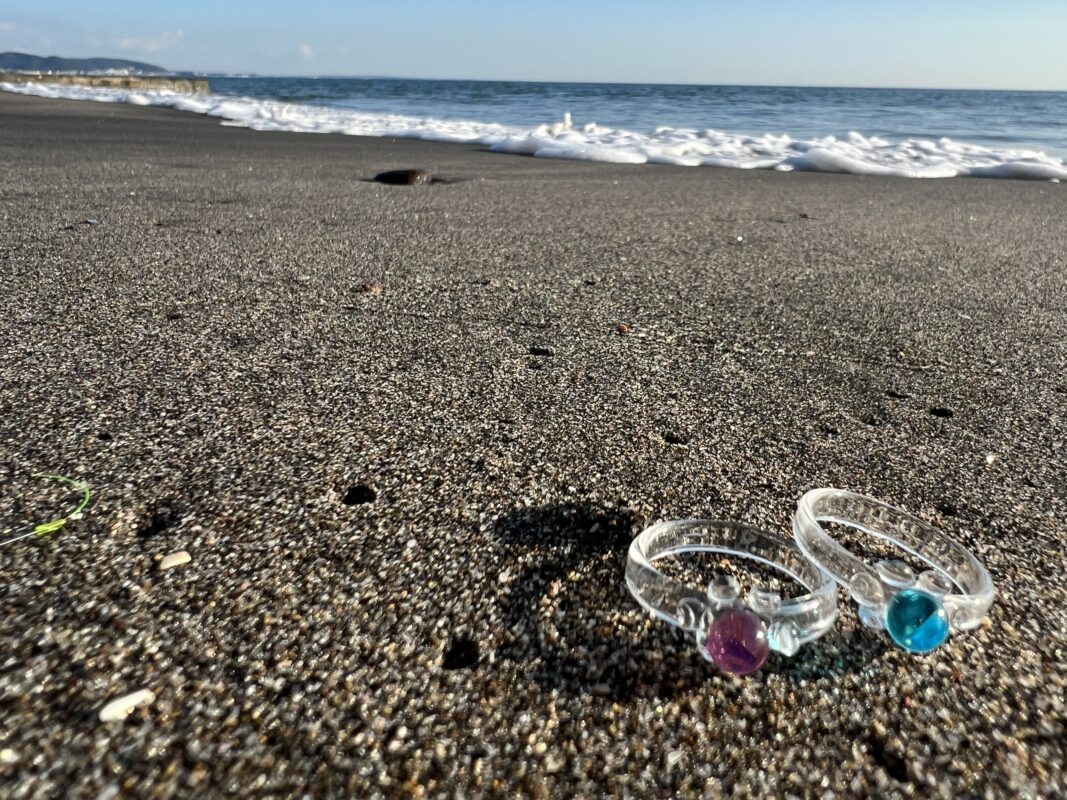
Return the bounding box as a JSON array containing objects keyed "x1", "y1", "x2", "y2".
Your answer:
[{"x1": 374, "y1": 169, "x2": 431, "y2": 186}]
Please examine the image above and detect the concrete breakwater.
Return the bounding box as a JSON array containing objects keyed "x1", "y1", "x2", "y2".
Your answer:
[{"x1": 0, "y1": 72, "x2": 209, "y2": 93}]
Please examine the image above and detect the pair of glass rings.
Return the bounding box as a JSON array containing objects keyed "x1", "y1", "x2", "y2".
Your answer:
[{"x1": 625, "y1": 489, "x2": 994, "y2": 676}]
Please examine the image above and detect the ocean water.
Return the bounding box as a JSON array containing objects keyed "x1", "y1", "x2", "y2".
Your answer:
[{"x1": 5, "y1": 77, "x2": 1067, "y2": 180}]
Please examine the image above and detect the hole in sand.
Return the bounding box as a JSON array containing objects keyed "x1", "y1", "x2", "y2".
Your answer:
[
  {"x1": 867, "y1": 736, "x2": 911, "y2": 783},
  {"x1": 342, "y1": 484, "x2": 377, "y2": 506},
  {"x1": 139, "y1": 504, "x2": 180, "y2": 538},
  {"x1": 442, "y1": 636, "x2": 479, "y2": 670}
]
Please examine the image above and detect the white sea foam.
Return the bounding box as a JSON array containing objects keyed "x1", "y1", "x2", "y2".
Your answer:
[{"x1": 5, "y1": 81, "x2": 1067, "y2": 181}]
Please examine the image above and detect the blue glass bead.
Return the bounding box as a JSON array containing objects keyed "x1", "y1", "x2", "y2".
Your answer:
[{"x1": 884, "y1": 589, "x2": 950, "y2": 653}]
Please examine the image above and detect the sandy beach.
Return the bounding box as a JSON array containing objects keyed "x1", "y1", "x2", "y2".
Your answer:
[{"x1": 0, "y1": 90, "x2": 1064, "y2": 797}]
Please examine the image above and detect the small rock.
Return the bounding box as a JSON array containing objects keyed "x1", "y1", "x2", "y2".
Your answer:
[
  {"x1": 0, "y1": 748, "x2": 18, "y2": 765},
  {"x1": 357, "y1": 282, "x2": 383, "y2": 295},
  {"x1": 616, "y1": 323, "x2": 632, "y2": 335},
  {"x1": 374, "y1": 169, "x2": 430, "y2": 186},
  {"x1": 159, "y1": 550, "x2": 191, "y2": 571},
  {"x1": 99, "y1": 689, "x2": 155, "y2": 722}
]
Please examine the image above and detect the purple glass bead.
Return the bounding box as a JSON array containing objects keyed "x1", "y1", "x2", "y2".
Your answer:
[{"x1": 703, "y1": 608, "x2": 770, "y2": 675}]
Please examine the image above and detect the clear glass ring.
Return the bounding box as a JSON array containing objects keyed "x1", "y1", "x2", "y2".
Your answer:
[
  {"x1": 792, "y1": 489, "x2": 994, "y2": 654},
  {"x1": 625, "y1": 519, "x2": 838, "y2": 676}
]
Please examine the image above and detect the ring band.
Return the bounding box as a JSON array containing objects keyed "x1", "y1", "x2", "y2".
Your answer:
[
  {"x1": 625, "y1": 519, "x2": 838, "y2": 675},
  {"x1": 792, "y1": 489, "x2": 994, "y2": 654}
]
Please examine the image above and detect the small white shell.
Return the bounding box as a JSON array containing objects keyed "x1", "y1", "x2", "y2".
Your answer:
[
  {"x1": 159, "y1": 550, "x2": 191, "y2": 571},
  {"x1": 99, "y1": 689, "x2": 155, "y2": 722}
]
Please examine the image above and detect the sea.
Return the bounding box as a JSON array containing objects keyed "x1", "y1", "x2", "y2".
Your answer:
[{"x1": 5, "y1": 77, "x2": 1067, "y2": 180}]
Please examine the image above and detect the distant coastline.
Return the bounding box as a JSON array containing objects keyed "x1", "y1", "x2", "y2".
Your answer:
[{"x1": 0, "y1": 51, "x2": 166, "y2": 75}]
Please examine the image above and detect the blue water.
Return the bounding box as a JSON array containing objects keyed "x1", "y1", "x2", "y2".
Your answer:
[{"x1": 210, "y1": 77, "x2": 1067, "y2": 158}]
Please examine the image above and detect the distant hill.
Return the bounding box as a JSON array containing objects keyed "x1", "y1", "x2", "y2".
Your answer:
[{"x1": 0, "y1": 52, "x2": 166, "y2": 74}]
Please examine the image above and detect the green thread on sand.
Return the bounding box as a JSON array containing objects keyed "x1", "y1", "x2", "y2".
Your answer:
[{"x1": 0, "y1": 473, "x2": 90, "y2": 547}]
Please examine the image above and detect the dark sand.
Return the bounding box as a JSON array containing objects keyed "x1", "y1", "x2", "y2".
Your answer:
[{"x1": 0, "y1": 91, "x2": 1064, "y2": 798}]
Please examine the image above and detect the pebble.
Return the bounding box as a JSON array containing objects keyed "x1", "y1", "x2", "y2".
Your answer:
[
  {"x1": 159, "y1": 550, "x2": 192, "y2": 570},
  {"x1": 98, "y1": 689, "x2": 155, "y2": 722}
]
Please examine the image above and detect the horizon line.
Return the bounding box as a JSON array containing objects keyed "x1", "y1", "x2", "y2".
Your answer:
[{"x1": 197, "y1": 71, "x2": 1067, "y2": 94}]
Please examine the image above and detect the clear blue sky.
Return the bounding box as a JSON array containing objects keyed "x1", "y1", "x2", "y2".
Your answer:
[{"x1": 2, "y1": 1, "x2": 1065, "y2": 90}]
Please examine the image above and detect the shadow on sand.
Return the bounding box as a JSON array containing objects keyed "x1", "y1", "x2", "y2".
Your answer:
[{"x1": 492, "y1": 501, "x2": 885, "y2": 699}]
